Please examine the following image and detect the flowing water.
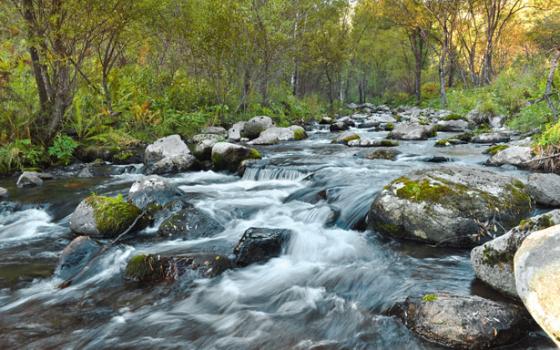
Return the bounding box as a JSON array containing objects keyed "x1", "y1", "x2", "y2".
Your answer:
[{"x1": 0, "y1": 127, "x2": 553, "y2": 349}]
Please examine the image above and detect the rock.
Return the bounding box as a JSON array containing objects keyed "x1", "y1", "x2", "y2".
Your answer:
[
  {"x1": 487, "y1": 146, "x2": 532, "y2": 168},
  {"x1": 388, "y1": 124, "x2": 436, "y2": 140},
  {"x1": 241, "y1": 116, "x2": 275, "y2": 140},
  {"x1": 347, "y1": 139, "x2": 399, "y2": 148},
  {"x1": 332, "y1": 132, "x2": 360, "y2": 145},
  {"x1": 55, "y1": 236, "x2": 102, "y2": 281},
  {"x1": 69, "y1": 195, "x2": 143, "y2": 238},
  {"x1": 124, "y1": 253, "x2": 233, "y2": 283},
  {"x1": 191, "y1": 134, "x2": 224, "y2": 161},
  {"x1": 387, "y1": 294, "x2": 531, "y2": 349},
  {"x1": 365, "y1": 148, "x2": 401, "y2": 161},
  {"x1": 144, "y1": 135, "x2": 199, "y2": 175},
  {"x1": 434, "y1": 138, "x2": 468, "y2": 147},
  {"x1": 368, "y1": 167, "x2": 533, "y2": 247},
  {"x1": 347, "y1": 102, "x2": 358, "y2": 110},
  {"x1": 158, "y1": 203, "x2": 224, "y2": 239},
  {"x1": 201, "y1": 126, "x2": 227, "y2": 136},
  {"x1": 77, "y1": 166, "x2": 94, "y2": 178},
  {"x1": 228, "y1": 121, "x2": 246, "y2": 141},
  {"x1": 471, "y1": 210, "x2": 560, "y2": 298},
  {"x1": 211, "y1": 142, "x2": 261, "y2": 173},
  {"x1": 490, "y1": 115, "x2": 505, "y2": 129},
  {"x1": 248, "y1": 126, "x2": 307, "y2": 145},
  {"x1": 423, "y1": 156, "x2": 452, "y2": 163},
  {"x1": 436, "y1": 119, "x2": 469, "y2": 132},
  {"x1": 329, "y1": 121, "x2": 349, "y2": 132},
  {"x1": 528, "y1": 173, "x2": 560, "y2": 207},
  {"x1": 16, "y1": 171, "x2": 52, "y2": 188},
  {"x1": 0, "y1": 187, "x2": 8, "y2": 199},
  {"x1": 466, "y1": 109, "x2": 492, "y2": 126},
  {"x1": 128, "y1": 175, "x2": 180, "y2": 209},
  {"x1": 515, "y1": 225, "x2": 560, "y2": 347},
  {"x1": 472, "y1": 132, "x2": 511, "y2": 144},
  {"x1": 234, "y1": 227, "x2": 292, "y2": 267},
  {"x1": 319, "y1": 116, "x2": 333, "y2": 125}
]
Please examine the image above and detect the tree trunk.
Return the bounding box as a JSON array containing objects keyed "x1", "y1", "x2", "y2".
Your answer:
[{"x1": 546, "y1": 48, "x2": 560, "y2": 120}]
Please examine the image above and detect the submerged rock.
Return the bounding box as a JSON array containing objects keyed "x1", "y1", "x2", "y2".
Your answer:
[
  {"x1": 248, "y1": 126, "x2": 307, "y2": 145},
  {"x1": 487, "y1": 146, "x2": 532, "y2": 168},
  {"x1": 124, "y1": 253, "x2": 232, "y2": 283},
  {"x1": 471, "y1": 210, "x2": 560, "y2": 298},
  {"x1": 369, "y1": 167, "x2": 532, "y2": 247},
  {"x1": 528, "y1": 173, "x2": 560, "y2": 207},
  {"x1": 16, "y1": 171, "x2": 53, "y2": 188},
  {"x1": 144, "y1": 135, "x2": 199, "y2": 175},
  {"x1": 387, "y1": 294, "x2": 530, "y2": 349},
  {"x1": 515, "y1": 225, "x2": 560, "y2": 347},
  {"x1": 241, "y1": 116, "x2": 275, "y2": 140},
  {"x1": 472, "y1": 132, "x2": 510, "y2": 144},
  {"x1": 69, "y1": 195, "x2": 143, "y2": 238},
  {"x1": 128, "y1": 175, "x2": 180, "y2": 209},
  {"x1": 365, "y1": 148, "x2": 401, "y2": 161},
  {"x1": 234, "y1": 227, "x2": 292, "y2": 267},
  {"x1": 211, "y1": 142, "x2": 261, "y2": 173},
  {"x1": 388, "y1": 124, "x2": 436, "y2": 140},
  {"x1": 158, "y1": 203, "x2": 224, "y2": 239},
  {"x1": 55, "y1": 236, "x2": 102, "y2": 281}
]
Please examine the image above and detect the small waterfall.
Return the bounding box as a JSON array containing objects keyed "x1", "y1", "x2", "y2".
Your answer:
[{"x1": 242, "y1": 165, "x2": 310, "y2": 181}]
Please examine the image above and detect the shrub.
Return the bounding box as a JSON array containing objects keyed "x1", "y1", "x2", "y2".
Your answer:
[{"x1": 48, "y1": 134, "x2": 78, "y2": 165}]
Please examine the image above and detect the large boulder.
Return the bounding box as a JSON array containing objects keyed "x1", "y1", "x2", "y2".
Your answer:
[
  {"x1": 228, "y1": 121, "x2": 246, "y2": 142},
  {"x1": 515, "y1": 225, "x2": 560, "y2": 347},
  {"x1": 158, "y1": 203, "x2": 224, "y2": 239},
  {"x1": 16, "y1": 171, "x2": 53, "y2": 188},
  {"x1": 144, "y1": 135, "x2": 198, "y2": 175},
  {"x1": 388, "y1": 124, "x2": 436, "y2": 140},
  {"x1": 241, "y1": 116, "x2": 275, "y2": 140},
  {"x1": 124, "y1": 253, "x2": 233, "y2": 283},
  {"x1": 69, "y1": 195, "x2": 143, "y2": 238},
  {"x1": 191, "y1": 134, "x2": 225, "y2": 161},
  {"x1": 248, "y1": 126, "x2": 307, "y2": 145},
  {"x1": 528, "y1": 173, "x2": 560, "y2": 207},
  {"x1": 487, "y1": 146, "x2": 532, "y2": 168},
  {"x1": 436, "y1": 119, "x2": 469, "y2": 132},
  {"x1": 55, "y1": 236, "x2": 101, "y2": 281},
  {"x1": 387, "y1": 294, "x2": 531, "y2": 349},
  {"x1": 211, "y1": 142, "x2": 261, "y2": 173},
  {"x1": 128, "y1": 175, "x2": 180, "y2": 209},
  {"x1": 471, "y1": 210, "x2": 560, "y2": 298},
  {"x1": 369, "y1": 167, "x2": 533, "y2": 248},
  {"x1": 472, "y1": 132, "x2": 510, "y2": 144},
  {"x1": 234, "y1": 227, "x2": 292, "y2": 267}
]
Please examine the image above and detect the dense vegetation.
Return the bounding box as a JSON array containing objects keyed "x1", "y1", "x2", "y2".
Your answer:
[{"x1": 1, "y1": 0, "x2": 559, "y2": 174}]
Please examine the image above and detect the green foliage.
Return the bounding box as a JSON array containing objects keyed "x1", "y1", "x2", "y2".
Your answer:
[
  {"x1": 48, "y1": 135, "x2": 78, "y2": 165},
  {"x1": 422, "y1": 294, "x2": 438, "y2": 302},
  {"x1": 0, "y1": 139, "x2": 45, "y2": 175},
  {"x1": 537, "y1": 122, "x2": 560, "y2": 147}
]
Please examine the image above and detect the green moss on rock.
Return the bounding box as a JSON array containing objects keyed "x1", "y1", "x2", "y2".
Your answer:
[
  {"x1": 125, "y1": 254, "x2": 169, "y2": 282},
  {"x1": 435, "y1": 139, "x2": 450, "y2": 147},
  {"x1": 380, "y1": 140, "x2": 399, "y2": 147},
  {"x1": 293, "y1": 128, "x2": 306, "y2": 140},
  {"x1": 393, "y1": 177, "x2": 457, "y2": 203},
  {"x1": 385, "y1": 123, "x2": 395, "y2": 131},
  {"x1": 422, "y1": 293, "x2": 438, "y2": 302},
  {"x1": 248, "y1": 148, "x2": 262, "y2": 159},
  {"x1": 86, "y1": 194, "x2": 141, "y2": 236},
  {"x1": 486, "y1": 144, "x2": 509, "y2": 155},
  {"x1": 444, "y1": 114, "x2": 465, "y2": 121}
]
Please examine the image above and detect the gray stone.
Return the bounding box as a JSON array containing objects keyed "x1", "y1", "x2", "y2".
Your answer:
[
  {"x1": 158, "y1": 203, "x2": 224, "y2": 239},
  {"x1": 211, "y1": 142, "x2": 261, "y2": 173},
  {"x1": 387, "y1": 294, "x2": 530, "y2": 349},
  {"x1": 234, "y1": 227, "x2": 292, "y2": 267},
  {"x1": 365, "y1": 148, "x2": 401, "y2": 161},
  {"x1": 329, "y1": 121, "x2": 349, "y2": 132},
  {"x1": 191, "y1": 133, "x2": 224, "y2": 144},
  {"x1": 488, "y1": 146, "x2": 532, "y2": 168},
  {"x1": 528, "y1": 173, "x2": 560, "y2": 207},
  {"x1": 471, "y1": 210, "x2": 560, "y2": 298},
  {"x1": 241, "y1": 116, "x2": 275, "y2": 140},
  {"x1": 515, "y1": 225, "x2": 560, "y2": 347},
  {"x1": 332, "y1": 131, "x2": 360, "y2": 145},
  {"x1": 55, "y1": 236, "x2": 101, "y2": 281},
  {"x1": 388, "y1": 124, "x2": 436, "y2": 140},
  {"x1": 436, "y1": 119, "x2": 469, "y2": 132},
  {"x1": 201, "y1": 126, "x2": 227, "y2": 136},
  {"x1": 192, "y1": 134, "x2": 224, "y2": 161},
  {"x1": 144, "y1": 135, "x2": 198, "y2": 175},
  {"x1": 77, "y1": 166, "x2": 94, "y2": 178},
  {"x1": 248, "y1": 126, "x2": 307, "y2": 145},
  {"x1": 128, "y1": 175, "x2": 180, "y2": 209},
  {"x1": 368, "y1": 167, "x2": 533, "y2": 247},
  {"x1": 228, "y1": 121, "x2": 246, "y2": 141},
  {"x1": 466, "y1": 109, "x2": 492, "y2": 126},
  {"x1": 471, "y1": 132, "x2": 511, "y2": 144},
  {"x1": 0, "y1": 187, "x2": 8, "y2": 199},
  {"x1": 16, "y1": 172, "x2": 45, "y2": 188}
]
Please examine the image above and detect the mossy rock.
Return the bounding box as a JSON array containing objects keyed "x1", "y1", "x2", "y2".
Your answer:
[
  {"x1": 293, "y1": 128, "x2": 307, "y2": 141},
  {"x1": 211, "y1": 142, "x2": 262, "y2": 173},
  {"x1": 369, "y1": 167, "x2": 533, "y2": 248},
  {"x1": 70, "y1": 194, "x2": 144, "y2": 238},
  {"x1": 485, "y1": 144, "x2": 509, "y2": 155},
  {"x1": 443, "y1": 113, "x2": 465, "y2": 121}
]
